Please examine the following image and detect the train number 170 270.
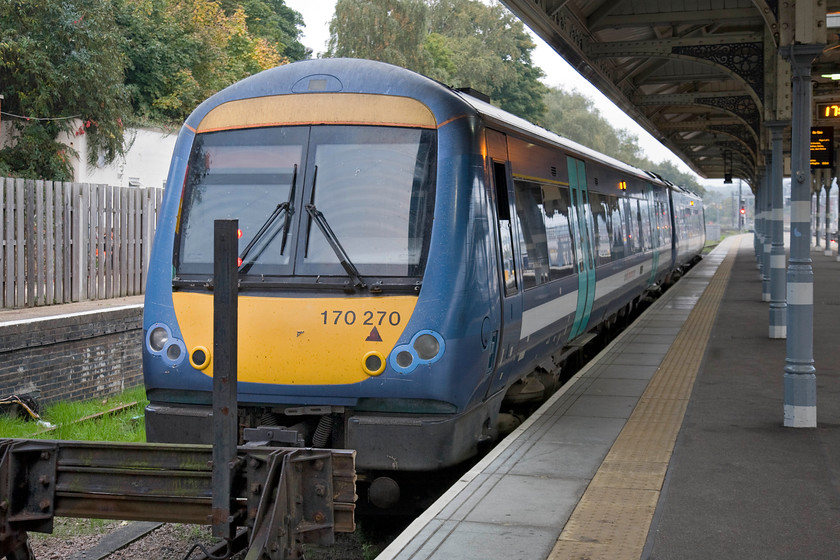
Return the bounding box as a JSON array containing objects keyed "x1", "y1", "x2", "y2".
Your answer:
[{"x1": 320, "y1": 310, "x2": 401, "y2": 327}]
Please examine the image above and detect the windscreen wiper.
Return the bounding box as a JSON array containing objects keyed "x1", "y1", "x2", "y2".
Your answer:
[
  {"x1": 238, "y1": 165, "x2": 297, "y2": 273},
  {"x1": 305, "y1": 203, "x2": 367, "y2": 290}
]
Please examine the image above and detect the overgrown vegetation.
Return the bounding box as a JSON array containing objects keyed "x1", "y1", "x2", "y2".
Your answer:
[
  {"x1": 0, "y1": 0, "x2": 703, "y2": 194},
  {"x1": 0, "y1": 0, "x2": 307, "y2": 179},
  {"x1": 329, "y1": 0, "x2": 547, "y2": 122},
  {"x1": 0, "y1": 385, "x2": 148, "y2": 441}
]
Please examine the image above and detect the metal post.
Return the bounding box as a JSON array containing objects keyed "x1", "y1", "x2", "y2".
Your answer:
[
  {"x1": 825, "y1": 180, "x2": 832, "y2": 256},
  {"x1": 754, "y1": 180, "x2": 762, "y2": 263},
  {"x1": 212, "y1": 219, "x2": 239, "y2": 537},
  {"x1": 761, "y1": 170, "x2": 772, "y2": 301},
  {"x1": 814, "y1": 180, "x2": 821, "y2": 247},
  {"x1": 768, "y1": 121, "x2": 788, "y2": 339},
  {"x1": 837, "y1": 171, "x2": 840, "y2": 261},
  {"x1": 780, "y1": 45, "x2": 821, "y2": 428}
]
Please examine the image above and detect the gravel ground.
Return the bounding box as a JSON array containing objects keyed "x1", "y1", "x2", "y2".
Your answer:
[
  {"x1": 27, "y1": 518, "x2": 375, "y2": 560},
  {"x1": 30, "y1": 519, "x2": 227, "y2": 560}
]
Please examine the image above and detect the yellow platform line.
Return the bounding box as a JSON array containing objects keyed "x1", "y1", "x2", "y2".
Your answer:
[{"x1": 548, "y1": 242, "x2": 737, "y2": 560}]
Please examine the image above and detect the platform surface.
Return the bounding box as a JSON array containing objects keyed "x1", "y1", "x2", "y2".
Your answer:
[
  {"x1": 378, "y1": 234, "x2": 840, "y2": 560},
  {"x1": 0, "y1": 295, "x2": 143, "y2": 326}
]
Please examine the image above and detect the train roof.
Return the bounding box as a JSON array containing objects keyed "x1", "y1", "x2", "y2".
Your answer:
[
  {"x1": 451, "y1": 88, "x2": 667, "y2": 187},
  {"x1": 185, "y1": 58, "x2": 680, "y2": 192}
]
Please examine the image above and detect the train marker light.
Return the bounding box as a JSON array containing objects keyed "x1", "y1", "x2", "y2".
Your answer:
[
  {"x1": 166, "y1": 344, "x2": 182, "y2": 361},
  {"x1": 395, "y1": 351, "x2": 413, "y2": 368},
  {"x1": 363, "y1": 351, "x2": 386, "y2": 376},
  {"x1": 190, "y1": 346, "x2": 211, "y2": 370}
]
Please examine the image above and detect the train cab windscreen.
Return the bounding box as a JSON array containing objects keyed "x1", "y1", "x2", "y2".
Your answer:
[{"x1": 174, "y1": 125, "x2": 437, "y2": 284}]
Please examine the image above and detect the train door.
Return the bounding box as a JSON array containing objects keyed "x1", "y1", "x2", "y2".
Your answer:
[
  {"x1": 567, "y1": 157, "x2": 596, "y2": 340},
  {"x1": 485, "y1": 129, "x2": 522, "y2": 396}
]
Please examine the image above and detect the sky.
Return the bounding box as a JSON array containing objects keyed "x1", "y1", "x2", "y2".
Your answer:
[{"x1": 283, "y1": 0, "x2": 705, "y2": 181}]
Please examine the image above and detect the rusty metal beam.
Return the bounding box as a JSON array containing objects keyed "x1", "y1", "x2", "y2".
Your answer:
[{"x1": 0, "y1": 439, "x2": 355, "y2": 559}]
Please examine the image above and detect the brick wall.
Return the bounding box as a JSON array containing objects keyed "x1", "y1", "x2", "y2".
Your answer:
[{"x1": 0, "y1": 307, "x2": 143, "y2": 406}]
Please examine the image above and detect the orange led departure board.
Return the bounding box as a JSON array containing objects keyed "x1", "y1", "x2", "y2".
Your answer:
[
  {"x1": 811, "y1": 127, "x2": 834, "y2": 168},
  {"x1": 817, "y1": 103, "x2": 840, "y2": 118}
]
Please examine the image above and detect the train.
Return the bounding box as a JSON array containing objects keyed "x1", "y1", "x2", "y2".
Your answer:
[{"x1": 142, "y1": 58, "x2": 704, "y2": 506}]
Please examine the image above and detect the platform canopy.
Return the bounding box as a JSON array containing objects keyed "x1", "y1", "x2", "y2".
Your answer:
[{"x1": 502, "y1": 0, "x2": 840, "y2": 186}]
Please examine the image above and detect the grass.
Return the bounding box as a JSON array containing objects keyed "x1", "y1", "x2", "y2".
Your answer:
[{"x1": 0, "y1": 385, "x2": 148, "y2": 442}]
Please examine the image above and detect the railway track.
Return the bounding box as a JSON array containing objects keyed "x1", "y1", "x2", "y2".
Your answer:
[{"x1": 22, "y1": 297, "x2": 652, "y2": 560}]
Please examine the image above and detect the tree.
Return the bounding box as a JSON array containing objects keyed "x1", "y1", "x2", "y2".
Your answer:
[
  {"x1": 327, "y1": 0, "x2": 547, "y2": 123},
  {"x1": 219, "y1": 0, "x2": 309, "y2": 61},
  {"x1": 647, "y1": 159, "x2": 706, "y2": 196},
  {"x1": 0, "y1": 0, "x2": 130, "y2": 179},
  {"x1": 328, "y1": 0, "x2": 431, "y2": 72},
  {"x1": 426, "y1": 0, "x2": 546, "y2": 122},
  {"x1": 539, "y1": 88, "x2": 704, "y2": 194},
  {"x1": 539, "y1": 88, "x2": 644, "y2": 163},
  {"x1": 115, "y1": 0, "x2": 293, "y2": 125}
]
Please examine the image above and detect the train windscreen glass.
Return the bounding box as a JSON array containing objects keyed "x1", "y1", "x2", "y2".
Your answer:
[
  {"x1": 176, "y1": 127, "x2": 307, "y2": 275},
  {"x1": 176, "y1": 124, "x2": 436, "y2": 280},
  {"x1": 301, "y1": 126, "x2": 435, "y2": 278}
]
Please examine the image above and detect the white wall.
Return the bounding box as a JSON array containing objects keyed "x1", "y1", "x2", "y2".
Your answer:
[
  {"x1": 1, "y1": 118, "x2": 176, "y2": 188},
  {"x1": 62, "y1": 123, "x2": 177, "y2": 188}
]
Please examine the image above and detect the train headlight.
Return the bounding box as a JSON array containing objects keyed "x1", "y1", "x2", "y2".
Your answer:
[
  {"x1": 414, "y1": 333, "x2": 440, "y2": 360},
  {"x1": 389, "y1": 330, "x2": 445, "y2": 374},
  {"x1": 146, "y1": 323, "x2": 187, "y2": 367},
  {"x1": 148, "y1": 326, "x2": 169, "y2": 352}
]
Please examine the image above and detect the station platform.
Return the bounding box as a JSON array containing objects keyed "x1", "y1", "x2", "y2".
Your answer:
[
  {"x1": 0, "y1": 295, "x2": 143, "y2": 326},
  {"x1": 378, "y1": 234, "x2": 840, "y2": 560}
]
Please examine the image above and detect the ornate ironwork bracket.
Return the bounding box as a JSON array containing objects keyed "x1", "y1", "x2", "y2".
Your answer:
[{"x1": 671, "y1": 43, "x2": 764, "y2": 103}]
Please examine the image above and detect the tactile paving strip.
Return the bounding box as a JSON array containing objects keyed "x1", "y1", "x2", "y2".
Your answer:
[{"x1": 548, "y1": 242, "x2": 737, "y2": 560}]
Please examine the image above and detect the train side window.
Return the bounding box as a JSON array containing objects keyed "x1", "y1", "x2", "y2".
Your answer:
[
  {"x1": 608, "y1": 195, "x2": 626, "y2": 260},
  {"x1": 657, "y1": 200, "x2": 672, "y2": 247},
  {"x1": 588, "y1": 192, "x2": 612, "y2": 266},
  {"x1": 638, "y1": 198, "x2": 652, "y2": 251},
  {"x1": 513, "y1": 180, "x2": 551, "y2": 289},
  {"x1": 624, "y1": 197, "x2": 641, "y2": 254},
  {"x1": 542, "y1": 185, "x2": 575, "y2": 279},
  {"x1": 493, "y1": 161, "x2": 517, "y2": 296}
]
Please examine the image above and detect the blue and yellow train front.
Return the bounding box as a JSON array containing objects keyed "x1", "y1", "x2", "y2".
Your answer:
[{"x1": 143, "y1": 60, "x2": 504, "y2": 475}]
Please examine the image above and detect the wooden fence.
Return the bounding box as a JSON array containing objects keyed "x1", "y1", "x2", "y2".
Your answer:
[{"x1": 1, "y1": 177, "x2": 165, "y2": 309}]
